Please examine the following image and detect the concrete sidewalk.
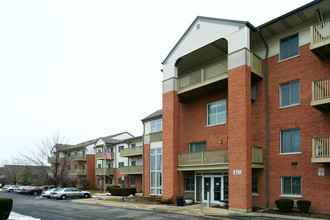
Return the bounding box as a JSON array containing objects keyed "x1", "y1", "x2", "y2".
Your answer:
[{"x1": 72, "y1": 197, "x2": 326, "y2": 220}]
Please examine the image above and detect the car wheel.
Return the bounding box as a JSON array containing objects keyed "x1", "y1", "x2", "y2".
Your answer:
[
  {"x1": 9, "y1": 189, "x2": 13, "y2": 193},
  {"x1": 83, "y1": 193, "x2": 89, "y2": 198},
  {"x1": 61, "y1": 195, "x2": 67, "y2": 200},
  {"x1": 34, "y1": 192, "x2": 38, "y2": 195}
]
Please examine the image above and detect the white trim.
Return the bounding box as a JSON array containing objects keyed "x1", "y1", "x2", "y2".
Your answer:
[
  {"x1": 280, "y1": 128, "x2": 301, "y2": 154},
  {"x1": 279, "y1": 152, "x2": 302, "y2": 156},
  {"x1": 277, "y1": 54, "x2": 300, "y2": 63},
  {"x1": 280, "y1": 194, "x2": 303, "y2": 198},
  {"x1": 278, "y1": 103, "x2": 301, "y2": 110},
  {"x1": 207, "y1": 99, "x2": 227, "y2": 126},
  {"x1": 279, "y1": 79, "x2": 300, "y2": 108},
  {"x1": 252, "y1": 193, "x2": 259, "y2": 197}
]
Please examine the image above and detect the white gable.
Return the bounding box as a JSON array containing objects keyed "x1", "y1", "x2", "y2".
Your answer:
[
  {"x1": 111, "y1": 132, "x2": 133, "y2": 140},
  {"x1": 95, "y1": 138, "x2": 105, "y2": 147},
  {"x1": 163, "y1": 17, "x2": 246, "y2": 65}
]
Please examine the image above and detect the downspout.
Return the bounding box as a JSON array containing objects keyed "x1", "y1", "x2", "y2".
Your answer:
[
  {"x1": 142, "y1": 122, "x2": 145, "y2": 196},
  {"x1": 257, "y1": 28, "x2": 269, "y2": 208}
]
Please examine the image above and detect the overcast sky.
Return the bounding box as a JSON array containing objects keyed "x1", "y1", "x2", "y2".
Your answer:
[{"x1": 0, "y1": 0, "x2": 312, "y2": 164}]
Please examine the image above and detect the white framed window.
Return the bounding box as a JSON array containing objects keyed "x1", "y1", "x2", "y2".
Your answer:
[
  {"x1": 67, "y1": 165, "x2": 70, "y2": 170},
  {"x1": 280, "y1": 80, "x2": 300, "y2": 107},
  {"x1": 118, "y1": 145, "x2": 124, "y2": 152},
  {"x1": 207, "y1": 100, "x2": 226, "y2": 126},
  {"x1": 150, "y1": 146, "x2": 162, "y2": 195},
  {"x1": 279, "y1": 33, "x2": 299, "y2": 60},
  {"x1": 281, "y1": 128, "x2": 301, "y2": 153},
  {"x1": 97, "y1": 148, "x2": 102, "y2": 153},
  {"x1": 150, "y1": 119, "x2": 162, "y2": 133},
  {"x1": 118, "y1": 162, "x2": 124, "y2": 168},
  {"x1": 281, "y1": 176, "x2": 301, "y2": 196},
  {"x1": 131, "y1": 161, "x2": 136, "y2": 166},
  {"x1": 184, "y1": 177, "x2": 194, "y2": 192},
  {"x1": 82, "y1": 164, "x2": 86, "y2": 169},
  {"x1": 131, "y1": 143, "x2": 136, "y2": 148},
  {"x1": 98, "y1": 178, "x2": 101, "y2": 186}
]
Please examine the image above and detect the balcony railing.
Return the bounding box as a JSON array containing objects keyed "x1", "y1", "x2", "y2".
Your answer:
[
  {"x1": 178, "y1": 58, "x2": 228, "y2": 94},
  {"x1": 251, "y1": 53, "x2": 263, "y2": 78},
  {"x1": 95, "y1": 152, "x2": 114, "y2": 160},
  {"x1": 68, "y1": 154, "x2": 86, "y2": 161},
  {"x1": 47, "y1": 157, "x2": 59, "y2": 164},
  {"x1": 68, "y1": 169, "x2": 86, "y2": 176},
  {"x1": 311, "y1": 77, "x2": 330, "y2": 110},
  {"x1": 119, "y1": 165, "x2": 143, "y2": 174},
  {"x1": 95, "y1": 168, "x2": 114, "y2": 176},
  {"x1": 310, "y1": 19, "x2": 330, "y2": 60},
  {"x1": 312, "y1": 136, "x2": 330, "y2": 163},
  {"x1": 120, "y1": 146, "x2": 143, "y2": 157},
  {"x1": 178, "y1": 146, "x2": 263, "y2": 170}
]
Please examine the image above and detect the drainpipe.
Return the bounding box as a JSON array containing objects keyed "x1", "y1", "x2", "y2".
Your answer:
[
  {"x1": 142, "y1": 122, "x2": 145, "y2": 196},
  {"x1": 257, "y1": 28, "x2": 269, "y2": 208}
]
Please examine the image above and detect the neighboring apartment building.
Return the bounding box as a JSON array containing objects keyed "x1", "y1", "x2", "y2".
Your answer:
[
  {"x1": 143, "y1": 0, "x2": 330, "y2": 213},
  {"x1": 49, "y1": 132, "x2": 142, "y2": 190}
]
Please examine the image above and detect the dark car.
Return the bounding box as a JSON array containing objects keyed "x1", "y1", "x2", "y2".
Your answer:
[{"x1": 26, "y1": 186, "x2": 41, "y2": 195}]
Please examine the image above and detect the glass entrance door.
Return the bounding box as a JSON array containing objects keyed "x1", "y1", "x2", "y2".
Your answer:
[
  {"x1": 213, "y1": 177, "x2": 221, "y2": 202},
  {"x1": 202, "y1": 176, "x2": 223, "y2": 203}
]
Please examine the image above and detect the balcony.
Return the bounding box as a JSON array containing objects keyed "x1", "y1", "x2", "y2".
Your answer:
[
  {"x1": 68, "y1": 169, "x2": 86, "y2": 176},
  {"x1": 68, "y1": 154, "x2": 86, "y2": 162},
  {"x1": 311, "y1": 77, "x2": 330, "y2": 111},
  {"x1": 310, "y1": 19, "x2": 330, "y2": 60},
  {"x1": 47, "y1": 157, "x2": 59, "y2": 164},
  {"x1": 95, "y1": 168, "x2": 114, "y2": 176},
  {"x1": 177, "y1": 146, "x2": 263, "y2": 171},
  {"x1": 119, "y1": 165, "x2": 143, "y2": 174},
  {"x1": 177, "y1": 53, "x2": 263, "y2": 101},
  {"x1": 311, "y1": 136, "x2": 330, "y2": 163},
  {"x1": 120, "y1": 146, "x2": 143, "y2": 157},
  {"x1": 95, "y1": 152, "x2": 114, "y2": 160}
]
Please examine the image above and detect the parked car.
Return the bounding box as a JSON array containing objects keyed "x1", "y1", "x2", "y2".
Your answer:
[
  {"x1": 50, "y1": 188, "x2": 91, "y2": 200},
  {"x1": 41, "y1": 188, "x2": 59, "y2": 199},
  {"x1": 40, "y1": 185, "x2": 55, "y2": 193},
  {"x1": 2, "y1": 185, "x2": 11, "y2": 191},
  {"x1": 26, "y1": 186, "x2": 42, "y2": 195},
  {"x1": 5, "y1": 185, "x2": 20, "y2": 192},
  {"x1": 18, "y1": 186, "x2": 30, "y2": 194}
]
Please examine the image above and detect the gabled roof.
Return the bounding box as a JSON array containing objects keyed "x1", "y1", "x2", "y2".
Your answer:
[
  {"x1": 162, "y1": 16, "x2": 254, "y2": 64},
  {"x1": 141, "y1": 109, "x2": 162, "y2": 122}
]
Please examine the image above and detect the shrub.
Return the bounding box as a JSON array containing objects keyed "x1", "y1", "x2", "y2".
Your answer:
[
  {"x1": 297, "y1": 200, "x2": 311, "y2": 213},
  {"x1": 0, "y1": 198, "x2": 13, "y2": 220},
  {"x1": 275, "y1": 199, "x2": 294, "y2": 213},
  {"x1": 108, "y1": 187, "x2": 136, "y2": 196}
]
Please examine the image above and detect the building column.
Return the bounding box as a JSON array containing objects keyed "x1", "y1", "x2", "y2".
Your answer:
[
  {"x1": 162, "y1": 77, "x2": 180, "y2": 201},
  {"x1": 228, "y1": 48, "x2": 252, "y2": 212}
]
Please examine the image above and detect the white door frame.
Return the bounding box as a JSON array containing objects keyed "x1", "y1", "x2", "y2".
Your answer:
[{"x1": 201, "y1": 175, "x2": 223, "y2": 204}]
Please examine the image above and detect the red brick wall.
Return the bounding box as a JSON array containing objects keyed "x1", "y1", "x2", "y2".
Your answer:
[
  {"x1": 228, "y1": 64, "x2": 252, "y2": 211},
  {"x1": 86, "y1": 155, "x2": 95, "y2": 188},
  {"x1": 266, "y1": 44, "x2": 330, "y2": 212},
  {"x1": 162, "y1": 90, "x2": 180, "y2": 201},
  {"x1": 143, "y1": 143, "x2": 150, "y2": 195}
]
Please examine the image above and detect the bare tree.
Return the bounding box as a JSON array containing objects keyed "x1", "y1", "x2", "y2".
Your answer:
[{"x1": 16, "y1": 132, "x2": 72, "y2": 187}]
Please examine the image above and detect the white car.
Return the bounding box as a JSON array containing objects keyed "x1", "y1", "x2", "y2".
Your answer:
[
  {"x1": 41, "y1": 188, "x2": 59, "y2": 199},
  {"x1": 50, "y1": 187, "x2": 91, "y2": 200},
  {"x1": 5, "y1": 185, "x2": 20, "y2": 192}
]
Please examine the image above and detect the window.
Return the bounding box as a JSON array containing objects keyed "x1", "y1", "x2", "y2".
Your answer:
[
  {"x1": 97, "y1": 148, "x2": 102, "y2": 153},
  {"x1": 109, "y1": 147, "x2": 114, "y2": 153},
  {"x1": 118, "y1": 178, "x2": 123, "y2": 185},
  {"x1": 98, "y1": 178, "x2": 101, "y2": 186},
  {"x1": 282, "y1": 177, "x2": 301, "y2": 195},
  {"x1": 207, "y1": 100, "x2": 226, "y2": 126},
  {"x1": 150, "y1": 119, "x2": 162, "y2": 133},
  {"x1": 110, "y1": 178, "x2": 114, "y2": 185},
  {"x1": 280, "y1": 33, "x2": 299, "y2": 60},
  {"x1": 281, "y1": 128, "x2": 301, "y2": 153},
  {"x1": 184, "y1": 177, "x2": 194, "y2": 191},
  {"x1": 74, "y1": 165, "x2": 77, "y2": 169},
  {"x1": 82, "y1": 164, "x2": 86, "y2": 169},
  {"x1": 131, "y1": 177, "x2": 136, "y2": 186},
  {"x1": 131, "y1": 143, "x2": 136, "y2": 148},
  {"x1": 67, "y1": 165, "x2": 70, "y2": 170},
  {"x1": 280, "y1": 80, "x2": 300, "y2": 107},
  {"x1": 82, "y1": 150, "x2": 86, "y2": 155},
  {"x1": 67, "y1": 153, "x2": 71, "y2": 157},
  {"x1": 118, "y1": 146, "x2": 124, "y2": 152},
  {"x1": 252, "y1": 177, "x2": 258, "y2": 194},
  {"x1": 150, "y1": 146, "x2": 162, "y2": 195},
  {"x1": 118, "y1": 162, "x2": 124, "y2": 168},
  {"x1": 131, "y1": 161, "x2": 136, "y2": 166},
  {"x1": 189, "y1": 142, "x2": 206, "y2": 152},
  {"x1": 108, "y1": 163, "x2": 113, "y2": 168}
]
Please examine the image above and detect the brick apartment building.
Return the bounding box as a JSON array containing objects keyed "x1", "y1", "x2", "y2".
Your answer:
[
  {"x1": 143, "y1": 0, "x2": 330, "y2": 213},
  {"x1": 49, "y1": 132, "x2": 143, "y2": 192}
]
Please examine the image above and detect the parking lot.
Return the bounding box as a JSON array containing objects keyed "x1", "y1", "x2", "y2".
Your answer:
[{"x1": 0, "y1": 190, "x2": 213, "y2": 220}]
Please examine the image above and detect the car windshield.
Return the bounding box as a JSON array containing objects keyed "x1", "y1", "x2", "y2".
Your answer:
[{"x1": 53, "y1": 188, "x2": 62, "y2": 192}]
